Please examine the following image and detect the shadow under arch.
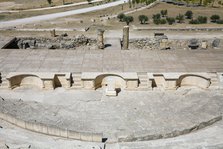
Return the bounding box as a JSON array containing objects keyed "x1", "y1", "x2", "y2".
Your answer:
[
  {"x1": 94, "y1": 74, "x2": 126, "y2": 90},
  {"x1": 177, "y1": 74, "x2": 211, "y2": 89},
  {"x1": 9, "y1": 74, "x2": 44, "y2": 89}
]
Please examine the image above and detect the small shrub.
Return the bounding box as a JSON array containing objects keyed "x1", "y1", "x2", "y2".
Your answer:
[
  {"x1": 176, "y1": 14, "x2": 184, "y2": 23},
  {"x1": 189, "y1": 19, "x2": 199, "y2": 24},
  {"x1": 197, "y1": 16, "x2": 207, "y2": 23},
  {"x1": 153, "y1": 19, "x2": 160, "y2": 25},
  {"x1": 117, "y1": 13, "x2": 126, "y2": 22},
  {"x1": 153, "y1": 13, "x2": 161, "y2": 20},
  {"x1": 185, "y1": 10, "x2": 193, "y2": 19},
  {"x1": 160, "y1": 10, "x2": 168, "y2": 17},
  {"x1": 210, "y1": 14, "x2": 220, "y2": 23},
  {"x1": 160, "y1": 19, "x2": 167, "y2": 24},
  {"x1": 166, "y1": 17, "x2": 175, "y2": 25},
  {"x1": 138, "y1": 15, "x2": 148, "y2": 24}
]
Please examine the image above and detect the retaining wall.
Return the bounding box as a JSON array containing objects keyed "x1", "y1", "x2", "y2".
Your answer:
[{"x1": 0, "y1": 112, "x2": 103, "y2": 142}]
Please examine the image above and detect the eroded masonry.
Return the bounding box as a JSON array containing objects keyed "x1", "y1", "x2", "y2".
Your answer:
[{"x1": 0, "y1": 28, "x2": 223, "y2": 143}]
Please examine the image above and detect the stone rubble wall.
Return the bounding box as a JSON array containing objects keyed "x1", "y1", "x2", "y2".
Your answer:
[
  {"x1": 16, "y1": 35, "x2": 97, "y2": 49},
  {"x1": 129, "y1": 38, "x2": 222, "y2": 50}
]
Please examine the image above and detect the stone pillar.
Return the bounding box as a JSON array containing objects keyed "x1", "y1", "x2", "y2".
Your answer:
[
  {"x1": 122, "y1": 26, "x2": 129, "y2": 50},
  {"x1": 97, "y1": 29, "x2": 105, "y2": 49},
  {"x1": 201, "y1": 40, "x2": 208, "y2": 49},
  {"x1": 50, "y1": 29, "x2": 56, "y2": 37}
]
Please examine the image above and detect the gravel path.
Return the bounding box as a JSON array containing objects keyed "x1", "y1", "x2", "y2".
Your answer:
[{"x1": 0, "y1": 0, "x2": 127, "y2": 28}]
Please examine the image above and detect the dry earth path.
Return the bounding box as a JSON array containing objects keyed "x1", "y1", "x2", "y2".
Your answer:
[
  {"x1": 0, "y1": 0, "x2": 128, "y2": 28},
  {"x1": 0, "y1": 0, "x2": 103, "y2": 13}
]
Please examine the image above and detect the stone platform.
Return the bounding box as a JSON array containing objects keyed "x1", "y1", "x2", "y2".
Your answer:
[
  {"x1": 0, "y1": 88, "x2": 222, "y2": 142},
  {"x1": 0, "y1": 48, "x2": 223, "y2": 73}
]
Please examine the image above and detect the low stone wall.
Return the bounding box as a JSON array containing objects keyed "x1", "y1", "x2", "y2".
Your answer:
[
  {"x1": 118, "y1": 115, "x2": 222, "y2": 142},
  {"x1": 0, "y1": 112, "x2": 103, "y2": 142},
  {"x1": 129, "y1": 38, "x2": 222, "y2": 50},
  {"x1": 8, "y1": 35, "x2": 96, "y2": 49}
]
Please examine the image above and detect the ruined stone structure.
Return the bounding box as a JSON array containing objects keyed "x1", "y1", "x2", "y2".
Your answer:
[
  {"x1": 1, "y1": 72, "x2": 222, "y2": 93},
  {"x1": 122, "y1": 26, "x2": 129, "y2": 50},
  {"x1": 97, "y1": 29, "x2": 105, "y2": 49}
]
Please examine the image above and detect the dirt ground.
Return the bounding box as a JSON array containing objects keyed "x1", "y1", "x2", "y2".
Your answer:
[{"x1": 0, "y1": 0, "x2": 86, "y2": 10}]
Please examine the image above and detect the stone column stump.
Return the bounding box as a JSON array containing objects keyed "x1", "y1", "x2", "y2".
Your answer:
[
  {"x1": 50, "y1": 29, "x2": 56, "y2": 37},
  {"x1": 97, "y1": 29, "x2": 105, "y2": 49},
  {"x1": 122, "y1": 26, "x2": 129, "y2": 50}
]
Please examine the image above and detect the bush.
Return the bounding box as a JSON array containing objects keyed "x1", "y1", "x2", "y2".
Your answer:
[
  {"x1": 117, "y1": 13, "x2": 126, "y2": 22},
  {"x1": 153, "y1": 13, "x2": 161, "y2": 20},
  {"x1": 185, "y1": 10, "x2": 193, "y2": 19},
  {"x1": 189, "y1": 19, "x2": 199, "y2": 24},
  {"x1": 160, "y1": 19, "x2": 167, "y2": 24},
  {"x1": 123, "y1": 15, "x2": 134, "y2": 25},
  {"x1": 153, "y1": 19, "x2": 160, "y2": 24},
  {"x1": 210, "y1": 14, "x2": 220, "y2": 23},
  {"x1": 160, "y1": 10, "x2": 168, "y2": 17},
  {"x1": 189, "y1": 16, "x2": 207, "y2": 24},
  {"x1": 138, "y1": 15, "x2": 148, "y2": 24},
  {"x1": 197, "y1": 16, "x2": 207, "y2": 23},
  {"x1": 166, "y1": 17, "x2": 175, "y2": 25},
  {"x1": 176, "y1": 14, "x2": 184, "y2": 23},
  {"x1": 217, "y1": 20, "x2": 223, "y2": 24}
]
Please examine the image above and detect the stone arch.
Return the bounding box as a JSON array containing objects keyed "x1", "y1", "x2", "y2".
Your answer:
[
  {"x1": 177, "y1": 74, "x2": 211, "y2": 89},
  {"x1": 94, "y1": 74, "x2": 126, "y2": 89},
  {"x1": 9, "y1": 74, "x2": 43, "y2": 89}
]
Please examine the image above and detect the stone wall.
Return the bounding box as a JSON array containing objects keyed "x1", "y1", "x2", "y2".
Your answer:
[
  {"x1": 0, "y1": 112, "x2": 103, "y2": 142},
  {"x1": 14, "y1": 35, "x2": 96, "y2": 49},
  {"x1": 129, "y1": 38, "x2": 222, "y2": 50}
]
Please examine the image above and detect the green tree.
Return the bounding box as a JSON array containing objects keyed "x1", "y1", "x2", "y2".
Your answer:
[
  {"x1": 47, "y1": 0, "x2": 52, "y2": 5},
  {"x1": 185, "y1": 10, "x2": 193, "y2": 19},
  {"x1": 117, "y1": 13, "x2": 126, "y2": 22},
  {"x1": 138, "y1": 15, "x2": 148, "y2": 24},
  {"x1": 87, "y1": 0, "x2": 92, "y2": 4},
  {"x1": 166, "y1": 17, "x2": 175, "y2": 25},
  {"x1": 160, "y1": 10, "x2": 168, "y2": 17},
  {"x1": 176, "y1": 14, "x2": 184, "y2": 23},
  {"x1": 124, "y1": 15, "x2": 134, "y2": 25},
  {"x1": 210, "y1": 14, "x2": 220, "y2": 22}
]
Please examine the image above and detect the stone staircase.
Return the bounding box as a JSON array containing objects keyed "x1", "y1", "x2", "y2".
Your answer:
[
  {"x1": 137, "y1": 72, "x2": 150, "y2": 90},
  {"x1": 72, "y1": 73, "x2": 83, "y2": 89},
  {"x1": 0, "y1": 73, "x2": 8, "y2": 88},
  {"x1": 209, "y1": 73, "x2": 219, "y2": 89}
]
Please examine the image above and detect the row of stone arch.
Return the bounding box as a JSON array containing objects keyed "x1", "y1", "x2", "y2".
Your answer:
[{"x1": 3, "y1": 72, "x2": 213, "y2": 90}]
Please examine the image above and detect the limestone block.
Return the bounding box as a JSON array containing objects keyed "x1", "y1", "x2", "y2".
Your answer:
[
  {"x1": 201, "y1": 41, "x2": 208, "y2": 49},
  {"x1": 105, "y1": 77, "x2": 117, "y2": 96},
  {"x1": 80, "y1": 132, "x2": 93, "y2": 141},
  {"x1": 15, "y1": 118, "x2": 26, "y2": 128},
  {"x1": 60, "y1": 129, "x2": 68, "y2": 138},
  {"x1": 165, "y1": 80, "x2": 177, "y2": 90},
  {"x1": 126, "y1": 80, "x2": 138, "y2": 89},
  {"x1": 43, "y1": 80, "x2": 54, "y2": 90},
  {"x1": 6, "y1": 114, "x2": 16, "y2": 124},
  {"x1": 47, "y1": 126, "x2": 61, "y2": 136},
  {"x1": 92, "y1": 133, "x2": 103, "y2": 142},
  {"x1": 68, "y1": 131, "x2": 81, "y2": 139},
  {"x1": 154, "y1": 75, "x2": 166, "y2": 88},
  {"x1": 25, "y1": 122, "x2": 34, "y2": 130},
  {"x1": 83, "y1": 80, "x2": 95, "y2": 89}
]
